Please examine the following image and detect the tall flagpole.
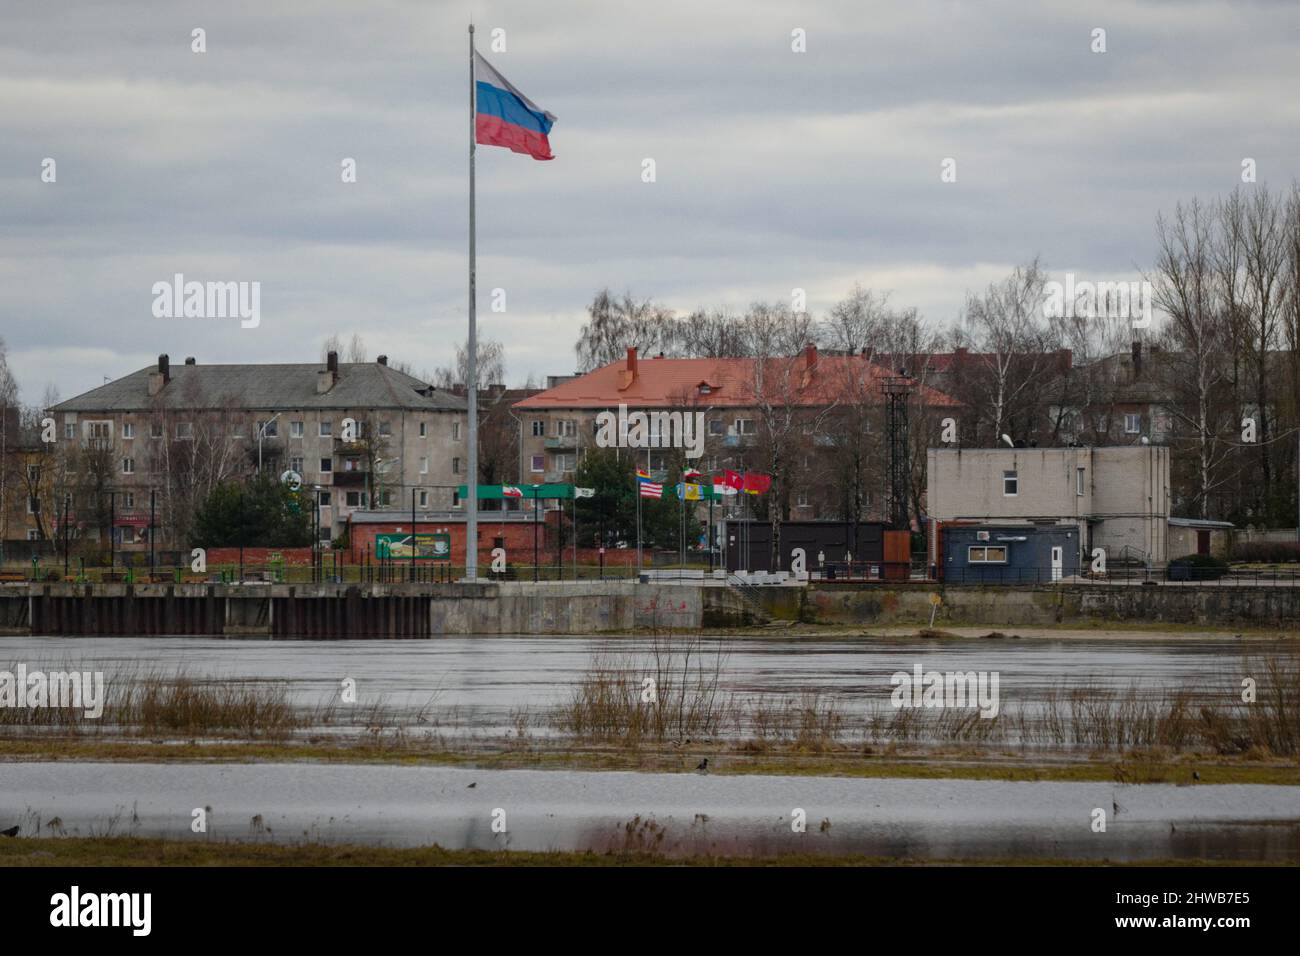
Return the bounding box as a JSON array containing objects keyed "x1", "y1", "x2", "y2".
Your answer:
[{"x1": 466, "y1": 23, "x2": 479, "y2": 582}]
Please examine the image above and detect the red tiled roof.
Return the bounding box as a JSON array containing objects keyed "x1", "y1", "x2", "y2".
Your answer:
[{"x1": 513, "y1": 351, "x2": 960, "y2": 410}]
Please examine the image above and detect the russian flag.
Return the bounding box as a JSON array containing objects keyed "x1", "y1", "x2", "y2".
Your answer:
[{"x1": 475, "y1": 51, "x2": 556, "y2": 161}]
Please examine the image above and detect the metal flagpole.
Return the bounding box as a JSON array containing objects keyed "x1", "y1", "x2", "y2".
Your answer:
[
  {"x1": 636, "y1": 473, "x2": 642, "y2": 576},
  {"x1": 465, "y1": 22, "x2": 480, "y2": 582}
]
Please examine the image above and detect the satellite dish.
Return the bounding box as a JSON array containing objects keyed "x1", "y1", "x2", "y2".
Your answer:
[
  {"x1": 280, "y1": 469, "x2": 302, "y2": 492},
  {"x1": 1001, "y1": 434, "x2": 1014, "y2": 448}
]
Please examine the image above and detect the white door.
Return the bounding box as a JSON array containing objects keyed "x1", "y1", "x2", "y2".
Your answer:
[{"x1": 1050, "y1": 546, "x2": 1063, "y2": 581}]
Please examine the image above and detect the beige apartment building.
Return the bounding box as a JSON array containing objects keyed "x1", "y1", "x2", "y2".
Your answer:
[
  {"x1": 48, "y1": 353, "x2": 467, "y2": 550},
  {"x1": 926, "y1": 445, "x2": 1173, "y2": 566}
]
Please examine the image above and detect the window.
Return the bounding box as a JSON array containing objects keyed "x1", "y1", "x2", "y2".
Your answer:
[
  {"x1": 64, "y1": 422, "x2": 76, "y2": 439},
  {"x1": 419, "y1": 490, "x2": 429, "y2": 508},
  {"x1": 648, "y1": 452, "x2": 666, "y2": 472},
  {"x1": 531, "y1": 420, "x2": 545, "y2": 437},
  {"x1": 122, "y1": 492, "x2": 135, "y2": 509},
  {"x1": 27, "y1": 496, "x2": 39, "y2": 515},
  {"x1": 346, "y1": 491, "x2": 364, "y2": 507},
  {"x1": 1076, "y1": 467, "x2": 1085, "y2": 496},
  {"x1": 290, "y1": 421, "x2": 304, "y2": 438},
  {"x1": 176, "y1": 422, "x2": 193, "y2": 439},
  {"x1": 88, "y1": 421, "x2": 111, "y2": 440},
  {"x1": 419, "y1": 421, "x2": 428, "y2": 438},
  {"x1": 380, "y1": 490, "x2": 393, "y2": 507},
  {"x1": 26, "y1": 465, "x2": 39, "y2": 482},
  {"x1": 318, "y1": 491, "x2": 332, "y2": 506},
  {"x1": 231, "y1": 422, "x2": 247, "y2": 439},
  {"x1": 26, "y1": 529, "x2": 39, "y2": 541},
  {"x1": 1002, "y1": 470, "x2": 1018, "y2": 496},
  {"x1": 452, "y1": 490, "x2": 462, "y2": 508},
  {"x1": 968, "y1": 546, "x2": 1008, "y2": 564},
  {"x1": 708, "y1": 419, "x2": 725, "y2": 436},
  {"x1": 698, "y1": 384, "x2": 711, "y2": 395},
  {"x1": 121, "y1": 458, "x2": 135, "y2": 475},
  {"x1": 1124, "y1": 413, "x2": 1141, "y2": 434},
  {"x1": 319, "y1": 421, "x2": 332, "y2": 438},
  {"x1": 344, "y1": 458, "x2": 359, "y2": 472},
  {"x1": 290, "y1": 457, "x2": 304, "y2": 473},
  {"x1": 320, "y1": 457, "x2": 332, "y2": 473},
  {"x1": 452, "y1": 421, "x2": 461, "y2": 441},
  {"x1": 530, "y1": 455, "x2": 545, "y2": 473},
  {"x1": 797, "y1": 493, "x2": 809, "y2": 507},
  {"x1": 379, "y1": 420, "x2": 392, "y2": 437},
  {"x1": 452, "y1": 457, "x2": 461, "y2": 474},
  {"x1": 150, "y1": 422, "x2": 163, "y2": 439},
  {"x1": 557, "y1": 420, "x2": 577, "y2": 437},
  {"x1": 122, "y1": 422, "x2": 135, "y2": 439},
  {"x1": 121, "y1": 526, "x2": 136, "y2": 545},
  {"x1": 554, "y1": 453, "x2": 577, "y2": 473},
  {"x1": 419, "y1": 456, "x2": 429, "y2": 475},
  {"x1": 735, "y1": 418, "x2": 756, "y2": 435},
  {"x1": 258, "y1": 419, "x2": 278, "y2": 438}
]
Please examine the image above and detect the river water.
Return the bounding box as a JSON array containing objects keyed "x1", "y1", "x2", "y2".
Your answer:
[{"x1": 4, "y1": 762, "x2": 1299, "y2": 861}]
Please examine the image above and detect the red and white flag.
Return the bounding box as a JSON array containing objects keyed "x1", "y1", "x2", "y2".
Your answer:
[
  {"x1": 639, "y1": 482, "x2": 663, "y2": 499},
  {"x1": 712, "y1": 476, "x2": 737, "y2": 496},
  {"x1": 502, "y1": 485, "x2": 523, "y2": 498},
  {"x1": 723, "y1": 469, "x2": 744, "y2": 491}
]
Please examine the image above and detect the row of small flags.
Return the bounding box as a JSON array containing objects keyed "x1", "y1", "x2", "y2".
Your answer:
[
  {"x1": 501, "y1": 486, "x2": 595, "y2": 498},
  {"x1": 636, "y1": 468, "x2": 771, "y2": 501}
]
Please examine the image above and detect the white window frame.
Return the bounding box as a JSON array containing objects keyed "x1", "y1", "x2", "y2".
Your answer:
[
  {"x1": 319, "y1": 420, "x2": 332, "y2": 438},
  {"x1": 530, "y1": 454, "x2": 545, "y2": 473},
  {"x1": 1124, "y1": 413, "x2": 1141, "y2": 434},
  {"x1": 1002, "y1": 470, "x2": 1018, "y2": 497},
  {"x1": 175, "y1": 422, "x2": 193, "y2": 439},
  {"x1": 122, "y1": 422, "x2": 135, "y2": 439},
  {"x1": 122, "y1": 457, "x2": 135, "y2": 475},
  {"x1": 531, "y1": 420, "x2": 545, "y2": 437},
  {"x1": 968, "y1": 545, "x2": 1008, "y2": 564},
  {"x1": 290, "y1": 420, "x2": 304, "y2": 438},
  {"x1": 1076, "y1": 467, "x2": 1085, "y2": 496},
  {"x1": 419, "y1": 456, "x2": 429, "y2": 475}
]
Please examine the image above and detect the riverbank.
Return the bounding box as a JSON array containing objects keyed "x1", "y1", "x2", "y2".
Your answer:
[
  {"x1": 9, "y1": 579, "x2": 1300, "y2": 637},
  {"x1": 0, "y1": 836, "x2": 1277, "y2": 867},
  {"x1": 4, "y1": 738, "x2": 1299, "y2": 785}
]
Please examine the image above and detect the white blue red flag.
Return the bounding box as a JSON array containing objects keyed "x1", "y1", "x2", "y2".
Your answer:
[{"x1": 475, "y1": 51, "x2": 557, "y2": 161}]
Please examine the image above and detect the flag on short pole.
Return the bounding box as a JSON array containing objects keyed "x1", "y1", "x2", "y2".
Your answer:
[
  {"x1": 574, "y1": 487, "x2": 595, "y2": 498},
  {"x1": 502, "y1": 485, "x2": 524, "y2": 498},
  {"x1": 474, "y1": 50, "x2": 557, "y2": 161}
]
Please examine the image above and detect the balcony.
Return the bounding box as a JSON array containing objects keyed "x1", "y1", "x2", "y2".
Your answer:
[
  {"x1": 332, "y1": 471, "x2": 367, "y2": 487},
  {"x1": 545, "y1": 436, "x2": 578, "y2": 450}
]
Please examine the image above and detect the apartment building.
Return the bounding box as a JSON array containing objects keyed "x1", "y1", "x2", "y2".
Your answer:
[
  {"x1": 47, "y1": 352, "x2": 467, "y2": 549},
  {"x1": 514, "y1": 345, "x2": 959, "y2": 520}
]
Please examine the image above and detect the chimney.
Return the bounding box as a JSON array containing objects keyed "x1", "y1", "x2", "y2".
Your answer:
[
  {"x1": 377, "y1": 354, "x2": 388, "y2": 366},
  {"x1": 804, "y1": 342, "x2": 818, "y2": 370},
  {"x1": 619, "y1": 347, "x2": 638, "y2": 390},
  {"x1": 318, "y1": 350, "x2": 339, "y2": 393},
  {"x1": 148, "y1": 354, "x2": 170, "y2": 396},
  {"x1": 1131, "y1": 340, "x2": 1142, "y2": 377},
  {"x1": 184, "y1": 356, "x2": 196, "y2": 365}
]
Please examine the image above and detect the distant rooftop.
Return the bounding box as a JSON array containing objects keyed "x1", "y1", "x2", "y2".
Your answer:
[{"x1": 52, "y1": 356, "x2": 466, "y2": 413}]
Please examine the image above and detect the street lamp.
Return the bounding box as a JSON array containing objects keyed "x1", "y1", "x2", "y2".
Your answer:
[{"x1": 257, "y1": 412, "x2": 282, "y2": 473}]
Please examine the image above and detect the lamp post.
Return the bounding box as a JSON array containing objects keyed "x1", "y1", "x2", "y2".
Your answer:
[{"x1": 257, "y1": 412, "x2": 282, "y2": 473}]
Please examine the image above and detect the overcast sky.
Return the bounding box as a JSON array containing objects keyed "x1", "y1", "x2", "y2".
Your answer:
[{"x1": 3, "y1": 0, "x2": 1299, "y2": 404}]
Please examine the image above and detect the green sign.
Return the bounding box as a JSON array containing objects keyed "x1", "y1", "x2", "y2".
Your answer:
[{"x1": 375, "y1": 532, "x2": 451, "y2": 560}]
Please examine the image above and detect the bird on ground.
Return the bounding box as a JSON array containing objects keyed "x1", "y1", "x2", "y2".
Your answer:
[
  {"x1": 1, "y1": 825, "x2": 19, "y2": 838},
  {"x1": 1192, "y1": 771, "x2": 1201, "y2": 782},
  {"x1": 696, "y1": 758, "x2": 709, "y2": 773}
]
